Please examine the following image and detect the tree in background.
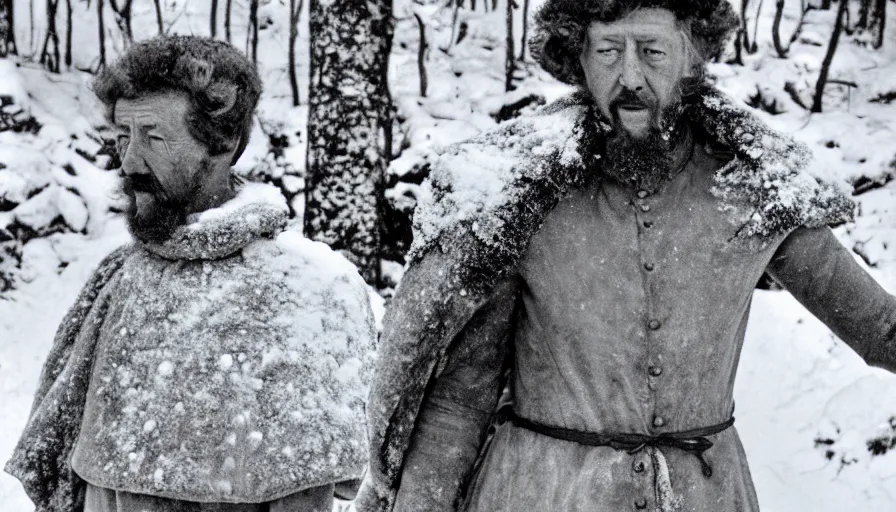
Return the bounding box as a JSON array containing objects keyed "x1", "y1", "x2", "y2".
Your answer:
[
  {"x1": 210, "y1": 0, "x2": 218, "y2": 38},
  {"x1": 108, "y1": 0, "x2": 134, "y2": 45},
  {"x1": 247, "y1": 0, "x2": 258, "y2": 65},
  {"x1": 305, "y1": 0, "x2": 393, "y2": 284},
  {"x1": 39, "y1": 0, "x2": 61, "y2": 72},
  {"x1": 0, "y1": 0, "x2": 16, "y2": 57},
  {"x1": 812, "y1": 0, "x2": 849, "y2": 112},
  {"x1": 288, "y1": 0, "x2": 304, "y2": 106},
  {"x1": 97, "y1": 0, "x2": 107, "y2": 68}
]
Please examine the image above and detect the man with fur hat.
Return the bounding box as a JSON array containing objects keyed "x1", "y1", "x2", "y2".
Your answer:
[
  {"x1": 5, "y1": 36, "x2": 376, "y2": 512},
  {"x1": 356, "y1": 1, "x2": 896, "y2": 511}
]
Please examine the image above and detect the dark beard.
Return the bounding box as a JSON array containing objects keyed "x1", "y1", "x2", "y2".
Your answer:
[
  {"x1": 119, "y1": 164, "x2": 203, "y2": 244},
  {"x1": 601, "y1": 101, "x2": 689, "y2": 192}
]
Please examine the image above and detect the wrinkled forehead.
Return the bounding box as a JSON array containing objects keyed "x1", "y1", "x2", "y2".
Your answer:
[
  {"x1": 586, "y1": 8, "x2": 682, "y2": 43},
  {"x1": 113, "y1": 91, "x2": 191, "y2": 129}
]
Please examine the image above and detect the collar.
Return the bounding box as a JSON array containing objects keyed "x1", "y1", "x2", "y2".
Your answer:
[
  {"x1": 137, "y1": 181, "x2": 288, "y2": 261},
  {"x1": 409, "y1": 87, "x2": 854, "y2": 263}
]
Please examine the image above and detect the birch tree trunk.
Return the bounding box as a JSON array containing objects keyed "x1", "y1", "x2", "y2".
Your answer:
[{"x1": 305, "y1": 0, "x2": 393, "y2": 284}]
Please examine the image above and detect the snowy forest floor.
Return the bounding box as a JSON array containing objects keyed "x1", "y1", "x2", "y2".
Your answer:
[{"x1": 2, "y1": 0, "x2": 896, "y2": 510}]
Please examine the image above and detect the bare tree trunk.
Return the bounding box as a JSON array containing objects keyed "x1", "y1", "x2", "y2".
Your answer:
[
  {"x1": 288, "y1": 0, "x2": 303, "y2": 106},
  {"x1": 750, "y1": 0, "x2": 764, "y2": 53},
  {"x1": 505, "y1": 0, "x2": 515, "y2": 91},
  {"x1": 108, "y1": 0, "x2": 133, "y2": 44},
  {"x1": 248, "y1": 0, "x2": 258, "y2": 65},
  {"x1": 30, "y1": 0, "x2": 35, "y2": 52},
  {"x1": 0, "y1": 0, "x2": 17, "y2": 56},
  {"x1": 153, "y1": 0, "x2": 163, "y2": 34},
  {"x1": 306, "y1": 0, "x2": 394, "y2": 284},
  {"x1": 414, "y1": 11, "x2": 427, "y2": 96},
  {"x1": 773, "y1": 0, "x2": 812, "y2": 57},
  {"x1": 64, "y1": 0, "x2": 71, "y2": 66},
  {"x1": 858, "y1": 0, "x2": 872, "y2": 28},
  {"x1": 812, "y1": 0, "x2": 848, "y2": 112},
  {"x1": 97, "y1": 0, "x2": 106, "y2": 68},
  {"x1": 871, "y1": 0, "x2": 886, "y2": 48},
  {"x1": 772, "y1": 0, "x2": 787, "y2": 57},
  {"x1": 40, "y1": 0, "x2": 60, "y2": 72},
  {"x1": 210, "y1": 0, "x2": 218, "y2": 37},
  {"x1": 225, "y1": 0, "x2": 232, "y2": 42},
  {"x1": 741, "y1": 0, "x2": 752, "y2": 53},
  {"x1": 518, "y1": 0, "x2": 529, "y2": 61}
]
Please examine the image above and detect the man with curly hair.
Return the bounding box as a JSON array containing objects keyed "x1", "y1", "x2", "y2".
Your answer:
[
  {"x1": 5, "y1": 36, "x2": 377, "y2": 512},
  {"x1": 356, "y1": 1, "x2": 896, "y2": 511}
]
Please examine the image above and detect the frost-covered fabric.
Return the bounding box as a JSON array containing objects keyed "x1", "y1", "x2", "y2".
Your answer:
[
  {"x1": 356, "y1": 88, "x2": 857, "y2": 512},
  {"x1": 410, "y1": 88, "x2": 854, "y2": 268},
  {"x1": 6, "y1": 182, "x2": 377, "y2": 511},
  {"x1": 3, "y1": 245, "x2": 133, "y2": 512}
]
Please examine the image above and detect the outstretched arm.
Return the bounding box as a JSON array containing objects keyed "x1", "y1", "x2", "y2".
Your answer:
[
  {"x1": 766, "y1": 227, "x2": 896, "y2": 372},
  {"x1": 392, "y1": 279, "x2": 518, "y2": 512}
]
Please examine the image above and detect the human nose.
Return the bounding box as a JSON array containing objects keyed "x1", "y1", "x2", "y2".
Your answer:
[
  {"x1": 120, "y1": 135, "x2": 144, "y2": 176},
  {"x1": 619, "y1": 46, "x2": 646, "y2": 90}
]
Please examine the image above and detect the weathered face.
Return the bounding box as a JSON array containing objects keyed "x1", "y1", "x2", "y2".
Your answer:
[
  {"x1": 114, "y1": 91, "x2": 208, "y2": 215},
  {"x1": 579, "y1": 8, "x2": 691, "y2": 138}
]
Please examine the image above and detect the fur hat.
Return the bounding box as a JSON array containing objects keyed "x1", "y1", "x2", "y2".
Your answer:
[
  {"x1": 530, "y1": 0, "x2": 740, "y2": 86},
  {"x1": 94, "y1": 36, "x2": 263, "y2": 164}
]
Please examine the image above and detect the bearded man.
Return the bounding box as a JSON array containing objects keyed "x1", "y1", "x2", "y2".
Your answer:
[
  {"x1": 5, "y1": 36, "x2": 376, "y2": 512},
  {"x1": 356, "y1": 1, "x2": 896, "y2": 511}
]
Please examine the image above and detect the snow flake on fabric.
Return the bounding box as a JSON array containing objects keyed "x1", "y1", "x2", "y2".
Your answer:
[
  {"x1": 6, "y1": 182, "x2": 377, "y2": 508},
  {"x1": 70, "y1": 228, "x2": 376, "y2": 503}
]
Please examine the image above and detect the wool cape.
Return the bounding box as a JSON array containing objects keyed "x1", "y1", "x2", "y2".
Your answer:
[
  {"x1": 5, "y1": 182, "x2": 376, "y2": 512},
  {"x1": 355, "y1": 88, "x2": 855, "y2": 512}
]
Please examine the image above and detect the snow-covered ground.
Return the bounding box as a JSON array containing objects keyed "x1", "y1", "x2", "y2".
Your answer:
[{"x1": 2, "y1": 0, "x2": 896, "y2": 510}]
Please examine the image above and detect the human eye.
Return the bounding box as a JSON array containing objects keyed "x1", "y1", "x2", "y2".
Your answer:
[
  {"x1": 643, "y1": 47, "x2": 666, "y2": 60},
  {"x1": 594, "y1": 47, "x2": 620, "y2": 63},
  {"x1": 115, "y1": 133, "x2": 130, "y2": 154}
]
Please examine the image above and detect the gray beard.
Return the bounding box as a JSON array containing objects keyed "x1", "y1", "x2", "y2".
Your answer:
[{"x1": 600, "y1": 103, "x2": 690, "y2": 192}]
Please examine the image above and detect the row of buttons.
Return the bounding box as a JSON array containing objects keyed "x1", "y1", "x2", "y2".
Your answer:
[{"x1": 637, "y1": 189, "x2": 665, "y2": 434}]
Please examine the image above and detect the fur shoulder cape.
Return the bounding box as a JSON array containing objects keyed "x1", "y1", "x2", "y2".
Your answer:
[
  {"x1": 4, "y1": 245, "x2": 135, "y2": 512},
  {"x1": 355, "y1": 88, "x2": 854, "y2": 512}
]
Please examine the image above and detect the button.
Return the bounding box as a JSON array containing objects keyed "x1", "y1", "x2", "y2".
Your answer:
[
  {"x1": 643, "y1": 220, "x2": 654, "y2": 228},
  {"x1": 648, "y1": 319, "x2": 661, "y2": 330},
  {"x1": 637, "y1": 190, "x2": 649, "y2": 199},
  {"x1": 644, "y1": 262, "x2": 655, "y2": 271},
  {"x1": 653, "y1": 416, "x2": 665, "y2": 427},
  {"x1": 640, "y1": 203, "x2": 651, "y2": 212},
  {"x1": 649, "y1": 366, "x2": 663, "y2": 376},
  {"x1": 635, "y1": 498, "x2": 648, "y2": 509},
  {"x1": 633, "y1": 461, "x2": 645, "y2": 473}
]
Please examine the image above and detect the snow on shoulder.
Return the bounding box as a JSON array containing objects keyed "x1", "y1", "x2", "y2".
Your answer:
[
  {"x1": 141, "y1": 180, "x2": 289, "y2": 261},
  {"x1": 194, "y1": 180, "x2": 288, "y2": 223},
  {"x1": 409, "y1": 96, "x2": 587, "y2": 261}
]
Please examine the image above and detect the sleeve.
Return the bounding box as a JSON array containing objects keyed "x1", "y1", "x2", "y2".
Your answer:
[
  {"x1": 765, "y1": 227, "x2": 896, "y2": 372},
  {"x1": 392, "y1": 278, "x2": 518, "y2": 512}
]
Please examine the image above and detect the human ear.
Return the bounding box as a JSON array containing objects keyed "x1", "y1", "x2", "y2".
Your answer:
[{"x1": 207, "y1": 82, "x2": 238, "y2": 117}]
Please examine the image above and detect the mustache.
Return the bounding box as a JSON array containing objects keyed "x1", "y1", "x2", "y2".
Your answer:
[
  {"x1": 120, "y1": 171, "x2": 170, "y2": 202},
  {"x1": 610, "y1": 88, "x2": 652, "y2": 110}
]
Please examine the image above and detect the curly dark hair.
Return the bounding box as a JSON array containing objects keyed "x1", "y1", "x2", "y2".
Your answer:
[
  {"x1": 93, "y1": 35, "x2": 262, "y2": 165},
  {"x1": 530, "y1": 0, "x2": 740, "y2": 86}
]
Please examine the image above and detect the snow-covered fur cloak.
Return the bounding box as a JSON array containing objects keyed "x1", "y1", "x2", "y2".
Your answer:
[
  {"x1": 355, "y1": 88, "x2": 854, "y2": 512},
  {"x1": 5, "y1": 182, "x2": 376, "y2": 512}
]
